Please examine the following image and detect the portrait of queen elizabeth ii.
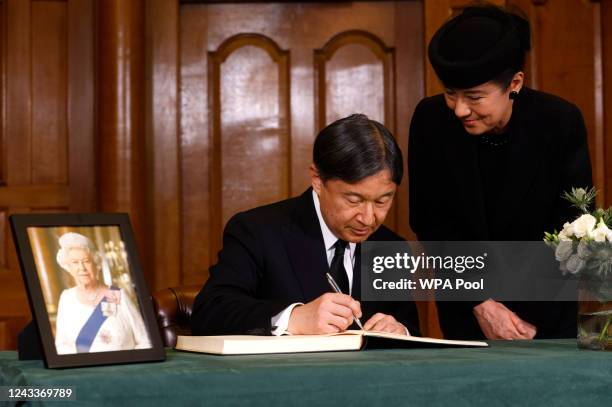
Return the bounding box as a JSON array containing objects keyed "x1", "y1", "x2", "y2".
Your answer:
[{"x1": 53, "y1": 232, "x2": 151, "y2": 354}]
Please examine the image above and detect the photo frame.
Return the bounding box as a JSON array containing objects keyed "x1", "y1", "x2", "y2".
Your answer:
[{"x1": 10, "y1": 213, "x2": 166, "y2": 368}]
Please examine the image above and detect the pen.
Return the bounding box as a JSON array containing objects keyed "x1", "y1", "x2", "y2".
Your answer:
[{"x1": 325, "y1": 272, "x2": 364, "y2": 330}]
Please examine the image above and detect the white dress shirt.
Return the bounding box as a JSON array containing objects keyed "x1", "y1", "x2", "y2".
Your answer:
[{"x1": 270, "y1": 190, "x2": 355, "y2": 335}]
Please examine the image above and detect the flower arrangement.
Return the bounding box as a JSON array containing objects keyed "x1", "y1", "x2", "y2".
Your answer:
[
  {"x1": 544, "y1": 187, "x2": 612, "y2": 275},
  {"x1": 544, "y1": 187, "x2": 612, "y2": 350}
]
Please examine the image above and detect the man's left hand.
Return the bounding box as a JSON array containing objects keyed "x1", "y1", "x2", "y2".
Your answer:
[{"x1": 363, "y1": 313, "x2": 408, "y2": 335}]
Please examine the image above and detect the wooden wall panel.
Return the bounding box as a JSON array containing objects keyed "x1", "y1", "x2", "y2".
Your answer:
[
  {"x1": 180, "y1": 7, "x2": 211, "y2": 286},
  {"x1": 32, "y1": 1, "x2": 68, "y2": 185},
  {"x1": 325, "y1": 44, "x2": 385, "y2": 124},
  {"x1": 395, "y1": 1, "x2": 424, "y2": 242},
  {"x1": 209, "y1": 35, "x2": 290, "y2": 255},
  {"x1": 522, "y1": 1, "x2": 603, "y2": 205},
  {"x1": 0, "y1": 0, "x2": 95, "y2": 349},
  {"x1": 97, "y1": 0, "x2": 148, "y2": 282},
  {"x1": 147, "y1": 0, "x2": 181, "y2": 291},
  {"x1": 5, "y1": 0, "x2": 32, "y2": 186},
  {"x1": 0, "y1": 2, "x2": 3, "y2": 185},
  {"x1": 315, "y1": 31, "x2": 393, "y2": 130},
  {"x1": 67, "y1": 0, "x2": 95, "y2": 212}
]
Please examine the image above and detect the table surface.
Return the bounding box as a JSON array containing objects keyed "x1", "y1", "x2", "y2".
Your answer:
[{"x1": 1, "y1": 339, "x2": 611, "y2": 406}]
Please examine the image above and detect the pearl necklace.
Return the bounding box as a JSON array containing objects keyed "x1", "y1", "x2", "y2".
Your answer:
[
  {"x1": 84, "y1": 286, "x2": 101, "y2": 305},
  {"x1": 479, "y1": 132, "x2": 509, "y2": 147}
]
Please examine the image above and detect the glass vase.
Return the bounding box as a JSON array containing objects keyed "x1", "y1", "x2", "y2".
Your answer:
[{"x1": 577, "y1": 279, "x2": 612, "y2": 350}]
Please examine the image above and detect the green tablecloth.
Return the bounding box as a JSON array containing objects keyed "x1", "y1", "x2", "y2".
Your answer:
[{"x1": 0, "y1": 340, "x2": 610, "y2": 406}]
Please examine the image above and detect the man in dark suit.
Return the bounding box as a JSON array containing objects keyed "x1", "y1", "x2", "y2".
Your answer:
[{"x1": 192, "y1": 114, "x2": 419, "y2": 336}]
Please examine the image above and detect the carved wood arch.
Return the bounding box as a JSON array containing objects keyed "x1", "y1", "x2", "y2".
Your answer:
[
  {"x1": 314, "y1": 30, "x2": 395, "y2": 133},
  {"x1": 208, "y1": 33, "x2": 291, "y2": 259}
]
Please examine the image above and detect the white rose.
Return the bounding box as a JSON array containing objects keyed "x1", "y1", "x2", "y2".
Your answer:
[
  {"x1": 561, "y1": 222, "x2": 575, "y2": 238},
  {"x1": 558, "y1": 230, "x2": 572, "y2": 242},
  {"x1": 591, "y1": 219, "x2": 611, "y2": 243},
  {"x1": 555, "y1": 240, "x2": 573, "y2": 262},
  {"x1": 565, "y1": 254, "x2": 586, "y2": 274},
  {"x1": 571, "y1": 214, "x2": 597, "y2": 238}
]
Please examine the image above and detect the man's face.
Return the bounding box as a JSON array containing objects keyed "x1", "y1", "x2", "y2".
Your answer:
[
  {"x1": 443, "y1": 75, "x2": 521, "y2": 135},
  {"x1": 66, "y1": 248, "x2": 97, "y2": 286},
  {"x1": 311, "y1": 167, "x2": 397, "y2": 243}
]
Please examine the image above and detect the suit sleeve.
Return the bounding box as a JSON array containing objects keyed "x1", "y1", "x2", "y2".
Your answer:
[{"x1": 191, "y1": 214, "x2": 291, "y2": 335}]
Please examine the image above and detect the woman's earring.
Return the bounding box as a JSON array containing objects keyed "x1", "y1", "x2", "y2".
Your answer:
[{"x1": 509, "y1": 91, "x2": 519, "y2": 100}]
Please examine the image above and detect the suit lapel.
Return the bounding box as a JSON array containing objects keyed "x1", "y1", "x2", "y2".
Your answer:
[{"x1": 282, "y1": 189, "x2": 330, "y2": 303}]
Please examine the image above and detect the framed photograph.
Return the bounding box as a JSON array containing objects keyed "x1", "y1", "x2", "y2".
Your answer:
[{"x1": 10, "y1": 213, "x2": 165, "y2": 368}]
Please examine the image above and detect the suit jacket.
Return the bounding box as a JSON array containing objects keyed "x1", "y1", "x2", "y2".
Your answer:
[
  {"x1": 408, "y1": 87, "x2": 593, "y2": 339},
  {"x1": 191, "y1": 189, "x2": 420, "y2": 336}
]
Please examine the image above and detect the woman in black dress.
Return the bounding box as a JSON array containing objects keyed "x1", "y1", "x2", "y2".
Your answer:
[{"x1": 409, "y1": 5, "x2": 592, "y2": 340}]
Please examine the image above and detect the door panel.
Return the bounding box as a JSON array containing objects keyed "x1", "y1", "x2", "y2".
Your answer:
[{"x1": 180, "y1": 1, "x2": 423, "y2": 285}]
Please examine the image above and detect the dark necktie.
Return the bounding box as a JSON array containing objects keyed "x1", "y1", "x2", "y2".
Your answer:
[{"x1": 329, "y1": 239, "x2": 350, "y2": 294}]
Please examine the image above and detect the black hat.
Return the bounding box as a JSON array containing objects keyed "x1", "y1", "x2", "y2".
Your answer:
[{"x1": 428, "y1": 6, "x2": 531, "y2": 89}]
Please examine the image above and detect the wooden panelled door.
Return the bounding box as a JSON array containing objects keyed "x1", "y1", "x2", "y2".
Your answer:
[
  {"x1": 0, "y1": 0, "x2": 94, "y2": 348},
  {"x1": 179, "y1": 1, "x2": 424, "y2": 285}
]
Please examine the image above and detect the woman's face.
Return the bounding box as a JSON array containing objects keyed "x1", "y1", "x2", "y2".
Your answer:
[
  {"x1": 443, "y1": 73, "x2": 523, "y2": 135},
  {"x1": 66, "y1": 248, "x2": 97, "y2": 287}
]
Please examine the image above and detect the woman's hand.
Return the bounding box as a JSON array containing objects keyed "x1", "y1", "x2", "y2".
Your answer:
[{"x1": 473, "y1": 299, "x2": 536, "y2": 340}]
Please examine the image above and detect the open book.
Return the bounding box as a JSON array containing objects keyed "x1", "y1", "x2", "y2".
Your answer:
[{"x1": 175, "y1": 330, "x2": 488, "y2": 355}]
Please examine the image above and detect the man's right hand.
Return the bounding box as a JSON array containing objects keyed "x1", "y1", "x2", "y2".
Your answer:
[{"x1": 287, "y1": 293, "x2": 362, "y2": 335}]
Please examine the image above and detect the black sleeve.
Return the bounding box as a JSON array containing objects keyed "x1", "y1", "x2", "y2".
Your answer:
[
  {"x1": 408, "y1": 100, "x2": 427, "y2": 240},
  {"x1": 553, "y1": 104, "x2": 594, "y2": 226},
  {"x1": 513, "y1": 104, "x2": 592, "y2": 339},
  {"x1": 190, "y1": 214, "x2": 290, "y2": 335}
]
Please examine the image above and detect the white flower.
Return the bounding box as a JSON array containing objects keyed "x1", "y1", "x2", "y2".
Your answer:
[
  {"x1": 591, "y1": 218, "x2": 611, "y2": 242},
  {"x1": 565, "y1": 254, "x2": 586, "y2": 274},
  {"x1": 574, "y1": 188, "x2": 586, "y2": 199},
  {"x1": 571, "y1": 214, "x2": 597, "y2": 238},
  {"x1": 561, "y1": 222, "x2": 574, "y2": 238},
  {"x1": 558, "y1": 230, "x2": 572, "y2": 242},
  {"x1": 607, "y1": 231, "x2": 612, "y2": 243},
  {"x1": 555, "y1": 240, "x2": 573, "y2": 262}
]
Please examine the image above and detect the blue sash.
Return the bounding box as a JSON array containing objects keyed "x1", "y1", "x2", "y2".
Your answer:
[{"x1": 76, "y1": 301, "x2": 108, "y2": 353}]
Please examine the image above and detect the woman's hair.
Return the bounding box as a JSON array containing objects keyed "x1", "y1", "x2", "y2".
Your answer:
[
  {"x1": 313, "y1": 113, "x2": 403, "y2": 185},
  {"x1": 490, "y1": 68, "x2": 519, "y2": 90},
  {"x1": 428, "y1": 2, "x2": 531, "y2": 89},
  {"x1": 56, "y1": 232, "x2": 102, "y2": 273}
]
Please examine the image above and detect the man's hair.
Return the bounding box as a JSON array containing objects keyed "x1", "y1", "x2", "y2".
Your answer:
[{"x1": 313, "y1": 114, "x2": 403, "y2": 185}]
